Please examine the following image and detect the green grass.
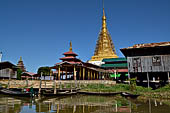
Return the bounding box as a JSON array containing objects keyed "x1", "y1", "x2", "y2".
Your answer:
[{"x1": 80, "y1": 83, "x2": 153, "y2": 95}]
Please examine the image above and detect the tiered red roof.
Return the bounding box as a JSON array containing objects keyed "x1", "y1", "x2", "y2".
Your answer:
[{"x1": 56, "y1": 42, "x2": 82, "y2": 65}]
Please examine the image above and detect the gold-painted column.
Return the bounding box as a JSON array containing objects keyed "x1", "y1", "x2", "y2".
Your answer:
[
  {"x1": 88, "y1": 69, "x2": 90, "y2": 80},
  {"x1": 93, "y1": 71, "x2": 96, "y2": 80},
  {"x1": 83, "y1": 68, "x2": 85, "y2": 80},
  {"x1": 58, "y1": 65, "x2": 60, "y2": 80},
  {"x1": 91, "y1": 70, "x2": 93, "y2": 80},
  {"x1": 79, "y1": 67, "x2": 82, "y2": 80},
  {"x1": 74, "y1": 65, "x2": 76, "y2": 80}
]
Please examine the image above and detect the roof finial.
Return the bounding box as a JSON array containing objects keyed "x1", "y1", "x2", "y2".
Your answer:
[
  {"x1": 102, "y1": 0, "x2": 107, "y2": 32},
  {"x1": 19, "y1": 56, "x2": 22, "y2": 61},
  {"x1": 69, "y1": 41, "x2": 72, "y2": 52},
  {"x1": 103, "y1": 0, "x2": 105, "y2": 16}
]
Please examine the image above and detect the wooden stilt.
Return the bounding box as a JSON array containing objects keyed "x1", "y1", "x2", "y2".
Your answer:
[
  {"x1": 168, "y1": 72, "x2": 170, "y2": 84},
  {"x1": 128, "y1": 72, "x2": 130, "y2": 85},
  {"x1": 147, "y1": 72, "x2": 150, "y2": 88}
]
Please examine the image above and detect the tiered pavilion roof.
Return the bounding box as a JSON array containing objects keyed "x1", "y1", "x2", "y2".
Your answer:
[{"x1": 51, "y1": 42, "x2": 109, "y2": 80}]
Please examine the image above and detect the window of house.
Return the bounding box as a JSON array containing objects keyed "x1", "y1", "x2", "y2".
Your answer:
[
  {"x1": 133, "y1": 58, "x2": 141, "y2": 67},
  {"x1": 152, "y1": 56, "x2": 161, "y2": 66},
  {"x1": 133, "y1": 57, "x2": 141, "y2": 72}
]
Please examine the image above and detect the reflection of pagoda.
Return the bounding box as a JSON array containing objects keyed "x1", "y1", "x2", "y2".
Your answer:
[
  {"x1": 89, "y1": 7, "x2": 118, "y2": 66},
  {"x1": 17, "y1": 56, "x2": 26, "y2": 72}
]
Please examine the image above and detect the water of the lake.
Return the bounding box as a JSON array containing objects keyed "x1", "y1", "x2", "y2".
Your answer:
[{"x1": 0, "y1": 94, "x2": 170, "y2": 113}]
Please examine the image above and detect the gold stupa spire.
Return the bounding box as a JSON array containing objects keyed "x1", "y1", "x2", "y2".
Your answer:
[
  {"x1": 89, "y1": 0, "x2": 118, "y2": 63},
  {"x1": 69, "y1": 41, "x2": 72, "y2": 52}
]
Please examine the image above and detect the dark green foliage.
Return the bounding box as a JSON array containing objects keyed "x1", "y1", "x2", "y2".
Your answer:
[
  {"x1": 155, "y1": 84, "x2": 170, "y2": 92},
  {"x1": 37, "y1": 66, "x2": 51, "y2": 78},
  {"x1": 17, "y1": 68, "x2": 22, "y2": 80}
]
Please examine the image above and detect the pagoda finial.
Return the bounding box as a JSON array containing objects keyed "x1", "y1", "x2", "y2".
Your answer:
[
  {"x1": 69, "y1": 41, "x2": 72, "y2": 52},
  {"x1": 102, "y1": 0, "x2": 107, "y2": 32},
  {"x1": 19, "y1": 56, "x2": 22, "y2": 61},
  {"x1": 103, "y1": 0, "x2": 105, "y2": 16}
]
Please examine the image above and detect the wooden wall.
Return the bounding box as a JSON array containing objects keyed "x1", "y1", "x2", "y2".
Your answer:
[
  {"x1": 128, "y1": 55, "x2": 170, "y2": 73},
  {"x1": 0, "y1": 68, "x2": 17, "y2": 79}
]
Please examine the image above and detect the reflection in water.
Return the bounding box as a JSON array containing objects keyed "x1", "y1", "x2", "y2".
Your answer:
[{"x1": 0, "y1": 94, "x2": 170, "y2": 113}]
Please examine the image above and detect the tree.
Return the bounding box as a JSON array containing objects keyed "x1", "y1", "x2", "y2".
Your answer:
[
  {"x1": 17, "y1": 68, "x2": 22, "y2": 80},
  {"x1": 37, "y1": 66, "x2": 51, "y2": 80}
]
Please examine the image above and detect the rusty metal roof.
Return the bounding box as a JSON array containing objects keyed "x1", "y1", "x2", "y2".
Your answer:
[{"x1": 121, "y1": 42, "x2": 170, "y2": 50}]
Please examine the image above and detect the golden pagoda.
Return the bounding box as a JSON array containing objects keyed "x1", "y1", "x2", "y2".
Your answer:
[{"x1": 89, "y1": 7, "x2": 118, "y2": 65}]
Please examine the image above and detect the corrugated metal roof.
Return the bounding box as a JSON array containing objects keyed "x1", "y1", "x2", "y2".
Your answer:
[
  {"x1": 121, "y1": 41, "x2": 170, "y2": 50},
  {"x1": 102, "y1": 58, "x2": 127, "y2": 62}
]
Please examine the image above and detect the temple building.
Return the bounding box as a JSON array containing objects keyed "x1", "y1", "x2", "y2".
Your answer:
[
  {"x1": 101, "y1": 58, "x2": 128, "y2": 81},
  {"x1": 51, "y1": 42, "x2": 109, "y2": 80},
  {"x1": 17, "y1": 56, "x2": 26, "y2": 72},
  {"x1": 88, "y1": 8, "x2": 118, "y2": 66}
]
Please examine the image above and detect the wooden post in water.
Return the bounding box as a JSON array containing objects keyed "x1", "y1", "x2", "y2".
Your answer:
[
  {"x1": 38, "y1": 72, "x2": 42, "y2": 96},
  {"x1": 54, "y1": 66, "x2": 58, "y2": 94},
  {"x1": 128, "y1": 72, "x2": 130, "y2": 85},
  {"x1": 7, "y1": 70, "x2": 12, "y2": 89},
  {"x1": 71, "y1": 82, "x2": 72, "y2": 93},
  {"x1": 54, "y1": 80, "x2": 56, "y2": 94},
  {"x1": 147, "y1": 72, "x2": 150, "y2": 88},
  {"x1": 59, "y1": 81, "x2": 62, "y2": 90}
]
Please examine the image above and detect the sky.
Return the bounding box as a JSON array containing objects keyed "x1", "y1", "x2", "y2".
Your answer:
[{"x1": 0, "y1": 0, "x2": 170, "y2": 73}]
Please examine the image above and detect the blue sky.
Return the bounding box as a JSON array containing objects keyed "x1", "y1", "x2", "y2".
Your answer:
[{"x1": 0, "y1": 0, "x2": 170, "y2": 73}]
